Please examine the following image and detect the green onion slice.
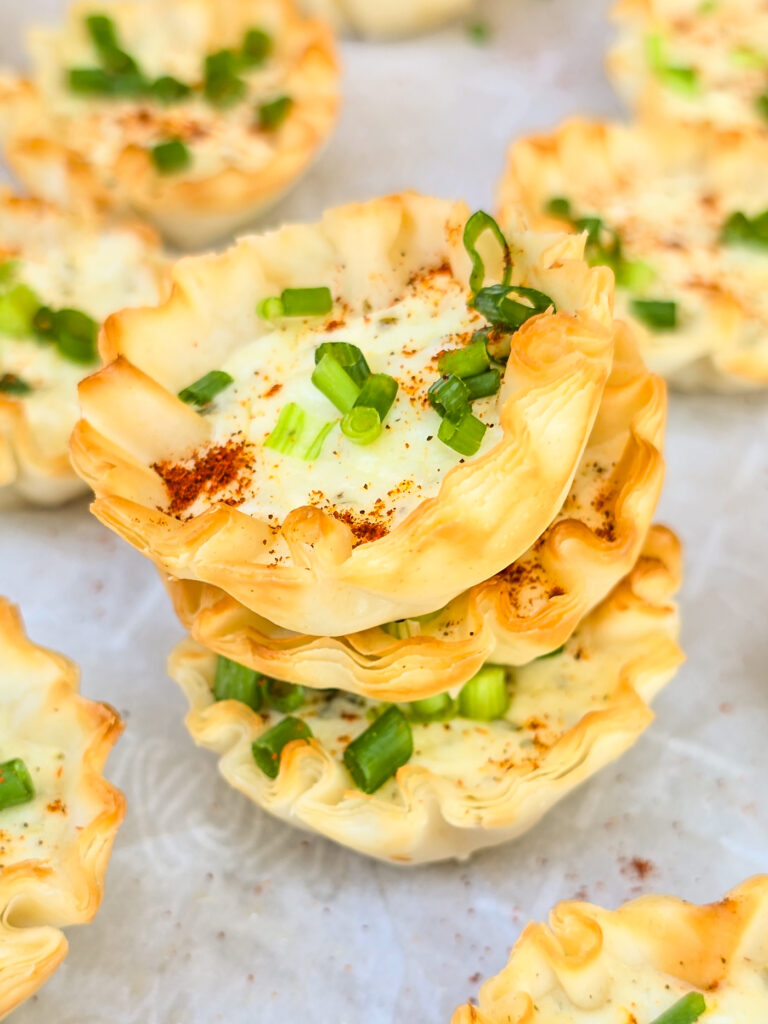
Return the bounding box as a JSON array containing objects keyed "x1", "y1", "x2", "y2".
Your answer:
[
  {"x1": 428, "y1": 373, "x2": 471, "y2": 423},
  {"x1": 204, "y1": 49, "x2": 247, "y2": 108},
  {"x1": 631, "y1": 298, "x2": 677, "y2": 331},
  {"x1": 721, "y1": 209, "x2": 768, "y2": 249},
  {"x1": 437, "y1": 410, "x2": 487, "y2": 456},
  {"x1": 314, "y1": 342, "x2": 371, "y2": 387},
  {"x1": 69, "y1": 67, "x2": 112, "y2": 94},
  {"x1": 437, "y1": 337, "x2": 490, "y2": 379},
  {"x1": 0, "y1": 260, "x2": 18, "y2": 286},
  {"x1": 264, "y1": 402, "x2": 306, "y2": 454},
  {"x1": 86, "y1": 13, "x2": 119, "y2": 51},
  {"x1": 343, "y1": 706, "x2": 413, "y2": 794},
  {"x1": 0, "y1": 758, "x2": 35, "y2": 810},
  {"x1": 258, "y1": 95, "x2": 294, "y2": 131},
  {"x1": 0, "y1": 373, "x2": 32, "y2": 396},
  {"x1": 281, "y1": 287, "x2": 333, "y2": 317},
  {"x1": 757, "y1": 92, "x2": 768, "y2": 122},
  {"x1": 645, "y1": 33, "x2": 699, "y2": 96},
  {"x1": 464, "y1": 367, "x2": 501, "y2": 400},
  {"x1": 0, "y1": 284, "x2": 41, "y2": 337},
  {"x1": 381, "y1": 619, "x2": 416, "y2": 640},
  {"x1": 615, "y1": 259, "x2": 656, "y2": 291},
  {"x1": 355, "y1": 373, "x2": 398, "y2": 420},
  {"x1": 303, "y1": 419, "x2": 337, "y2": 461},
  {"x1": 463, "y1": 210, "x2": 512, "y2": 294},
  {"x1": 242, "y1": 27, "x2": 273, "y2": 66},
  {"x1": 471, "y1": 283, "x2": 555, "y2": 330},
  {"x1": 150, "y1": 75, "x2": 192, "y2": 104},
  {"x1": 647, "y1": 992, "x2": 706, "y2": 1024},
  {"x1": 545, "y1": 196, "x2": 572, "y2": 219},
  {"x1": 407, "y1": 693, "x2": 457, "y2": 722},
  {"x1": 312, "y1": 353, "x2": 360, "y2": 413},
  {"x1": 151, "y1": 137, "x2": 191, "y2": 174},
  {"x1": 213, "y1": 656, "x2": 263, "y2": 710},
  {"x1": 178, "y1": 370, "x2": 234, "y2": 407},
  {"x1": 458, "y1": 665, "x2": 509, "y2": 720},
  {"x1": 52, "y1": 308, "x2": 99, "y2": 364},
  {"x1": 264, "y1": 679, "x2": 305, "y2": 713},
  {"x1": 252, "y1": 717, "x2": 313, "y2": 780},
  {"x1": 341, "y1": 405, "x2": 382, "y2": 445}
]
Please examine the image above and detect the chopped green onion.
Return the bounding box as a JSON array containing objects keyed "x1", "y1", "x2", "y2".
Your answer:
[
  {"x1": 303, "y1": 419, "x2": 337, "y2": 461},
  {"x1": 458, "y1": 665, "x2": 509, "y2": 721},
  {"x1": 151, "y1": 138, "x2": 192, "y2": 174},
  {"x1": 354, "y1": 373, "x2": 398, "y2": 420},
  {"x1": 647, "y1": 993, "x2": 706, "y2": 1024},
  {"x1": 466, "y1": 19, "x2": 491, "y2": 44},
  {"x1": 464, "y1": 367, "x2": 501, "y2": 400},
  {"x1": 545, "y1": 196, "x2": 572, "y2": 219},
  {"x1": 257, "y1": 296, "x2": 285, "y2": 319},
  {"x1": 343, "y1": 706, "x2": 413, "y2": 794},
  {"x1": 757, "y1": 91, "x2": 768, "y2": 121},
  {"x1": 729, "y1": 47, "x2": 767, "y2": 70},
  {"x1": 721, "y1": 209, "x2": 768, "y2": 249},
  {"x1": 312, "y1": 353, "x2": 360, "y2": 413},
  {"x1": 463, "y1": 210, "x2": 512, "y2": 293},
  {"x1": 150, "y1": 75, "x2": 192, "y2": 104},
  {"x1": 99, "y1": 46, "x2": 140, "y2": 76},
  {"x1": 437, "y1": 410, "x2": 487, "y2": 456},
  {"x1": 178, "y1": 370, "x2": 234, "y2": 407},
  {"x1": 438, "y1": 338, "x2": 490, "y2": 379},
  {"x1": 264, "y1": 679, "x2": 305, "y2": 713},
  {"x1": 258, "y1": 95, "x2": 294, "y2": 131},
  {"x1": 314, "y1": 342, "x2": 370, "y2": 387},
  {"x1": 242, "y1": 27, "x2": 273, "y2": 66},
  {"x1": 646, "y1": 33, "x2": 698, "y2": 96},
  {"x1": 381, "y1": 619, "x2": 417, "y2": 639},
  {"x1": 0, "y1": 260, "x2": 18, "y2": 286},
  {"x1": 471, "y1": 283, "x2": 555, "y2": 330},
  {"x1": 32, "y1": 305, "x2": 57, "y2": 341},
  {"x1": 252, "y1": 717, "x2": 313, "y2": 780},
  {"x1": 0, "y1": 758, "x2": 35, "y2": 810},
  {"x1": 428, "y1": 374, "x2": 471, "y2": 423},
  {"x1": 341, "y1": 405, "x2": 382, "y2": 445},
  {"x1": 0, "y1": 373, "x2": 32, "y2": 396},
  {"x1": 407, "y1": 693, "x2": 457, "y2": 722},
  {"x1": 52, "y1": 308, "x2": 99, "y2": 363},
  {"x1": 204, "y1": 50, "x2": 246, "y2": 108},
  {"x1": 86, "y1": 13, "x2": 119, "y2": 51},
  {"x1": 631, "y1": 299, "x2": 677, "y2": 331},
  {"x1": 281, "y1": 287, "x2": 333, "y2": 317},
  {"x1": 615, "y1": 259, "x2": 656, "y2": 291},
  {"x1": 213, "y1": 656, "x2": 263, "y2": 710},
  {"x1": 264, "y1": 402, "x2": 306, "y2": 454},
  {"x1": 0, "y1": 284, "x2": 42, "y2": 337}
]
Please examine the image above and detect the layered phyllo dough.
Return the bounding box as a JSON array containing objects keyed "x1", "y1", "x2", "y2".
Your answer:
[
  {"x1": 453, "y1": 875, "x2": 768, "y2": 1024},
  {"x1": 296, "y1": 0, "x2": 476, "y2": 38},
  {"x1": 0, "y1": 0, "x2": 339, "y2": 249},
  {"x1": 0, "y1": 192, "x2": 165, "y2": 506},
  {"x1": 0, "y1": 599, "x2": 124, "y2": 1018},
  {"x1": 168, "y1": 526, "x2": 682, "y2": 864},
  {"x1": 71, "y1": 193, "x2": 616, "y2": 636},
  {"x1": 166, "y1": 321, "x2": 665, "y2": 700},
  {"x1": 609, "y1": 0, "x2": 768, "y2": 136},
  {"x1": 498, "y1": 119, "x2": 768, "y2": 391}
]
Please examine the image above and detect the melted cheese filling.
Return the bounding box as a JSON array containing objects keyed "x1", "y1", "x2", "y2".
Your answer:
[
  {"x1": 199, "y1": 271, "x2": 502, "y2": 530},
  {"x1": 30, "y1": 3, "x2": 307, "y2": 181},
  {"x1": 0, "y1": 229, "x2": 160, "y2": 457}
]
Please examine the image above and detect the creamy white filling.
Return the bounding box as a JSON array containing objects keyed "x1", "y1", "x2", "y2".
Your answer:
[{"x1": 200, "y1": 273, "x2": 503, "y2": 528}]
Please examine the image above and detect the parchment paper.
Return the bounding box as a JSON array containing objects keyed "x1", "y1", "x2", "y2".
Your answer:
[{"x1": 1, "y1": 1, "x2": 766, "y2": 1021}]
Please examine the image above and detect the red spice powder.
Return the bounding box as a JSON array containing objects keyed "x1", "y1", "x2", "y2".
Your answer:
[
  {"x1": 330, "y1": 509, "x2": 390, "y2": 544},
  {"x1": 153, "y1": 440, "x2": 252, "y2": 516}
]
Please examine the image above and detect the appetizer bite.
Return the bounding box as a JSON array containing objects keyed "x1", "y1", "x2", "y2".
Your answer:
[
  {"x1": 169, "y1": 527, "x2": 683, "y2": 864},
  {"x1": 296, "y1": 0, "x2": 476, "y2": 38},
  {"x1": 453, "y1": 875, "x2": 768, "y2": 1023},
  {"x1": 166, "y1": 321, "x2": 666, "y2": 701},
  {"x1": 70, "y1": 193, "x2": 617, "y2": 636},
  {"x1": 0, "y1": 191, "x2": 165, "y2": 506},
  {"x1": 0, "y1": 599, "x2": 124, "y2": 1017},
  {"x1": 499, "y1": 119, "x2": 768, "y2": 391},
  {"x1": 609, "y1": 0, "x2": 768, "y2": 137},
  {"x1": 0, "y1": 0, "x2": 339, "y2": 248}
]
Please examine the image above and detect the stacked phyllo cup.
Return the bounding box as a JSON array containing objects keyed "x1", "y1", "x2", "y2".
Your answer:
[{"x1": 70, "y1": 192, "x2": 682, "y2": 864}]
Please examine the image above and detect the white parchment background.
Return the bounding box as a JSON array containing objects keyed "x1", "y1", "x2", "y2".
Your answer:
[{"x1": 1, "y1": 0, "x2": 766, "y2": 1021}]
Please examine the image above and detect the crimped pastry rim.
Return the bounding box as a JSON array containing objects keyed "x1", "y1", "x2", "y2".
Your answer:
[
  {"x1": 167, "y1": 525, "x2": 683, "y2": 865},
  {"x1": 0, "y1": 599, "x2": 125, "y2": 1018}
]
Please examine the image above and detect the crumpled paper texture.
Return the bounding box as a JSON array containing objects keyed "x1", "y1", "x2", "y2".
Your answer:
[{"x1": 1, "y1": 0, "x2": 766, "y2": 1021}]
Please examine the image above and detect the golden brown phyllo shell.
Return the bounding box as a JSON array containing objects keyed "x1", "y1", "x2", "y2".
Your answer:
[
  {"x1": 0, "y1": 599, "x2": 124, "y2": 1018},
  {"x1": 453, "y1": 875, "x2": 768, "y2": 1023},
  {"x1": 165, "y1": 321, "x2": 665, "y2": 700},
  {"x1": 498, "y1": 118, "x2": 768, "y2": 392},
  {"x1": 0, "y1": 0, "x2": 339, "y2": 249},
  {"x1": 71, "y1": 193, "x2": 617, "y2": 637},
  {"x1": 168, "y1": 526, "x2": 683, "y2": 864}
]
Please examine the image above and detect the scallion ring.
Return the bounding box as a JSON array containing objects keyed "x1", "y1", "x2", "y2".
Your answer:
[
  {"x1": 437, "y1": 410, "x2": 487, "y2": 456},
  {"x1": 647, "y1": 992, "x2": 706, "y2": 1024},
  {"x1": 407, "y1": 693, "x2": 457, "y2": 723},
  {"x1": 343, "y1": 706, "x2": 413, "y2": 794},
  {"x1": 463, "y1": 210, "x2": 512, "y2": 293},
  {"x1": 178, "y1": 370, "x2": 234, "y2": 407},
  {"x1": 464, "y1": 367, "x2": 501, "y2": 400},
  {"x1": 428, "y1": 374, "x2": 471, "y2": 423},
  {"x1": 252, "y1": 717, "x2": 313, "y2": 780},
  {"x1": 0, "y1": 758, "x2": 35, "y2": 810},
  {"x1": 258, "y1": 287, "x2": 333, "y2": 319},
  {"x1": 630, "y1": 298, "x2": 677, "y2": 331},
  {"x1": 0, "y1": 373, "x2": 32, "y2": 396},
  {"x1": 151, "y1": 138, "x2": 191, "y2": 175},
  {"x1": 213, "y1": 656, "x2": 263, "y2": 710},
  {"x1": 341, "y1": 405, "x2": 382, "y2": 445},
  {"x1": 264, "y1": 679, "x2": 306, "y2": 713},
  {"x1": 471, "y1": 283, "x2": 555, "y2": 330},
  {"x1": 303, "y1": 419, "x2": 338, "y2": 461},
  {"x1": 354, "y1": 373, "x2": 398, "y2": 421},
  {"x1": 437, "y1": 337, "x2": 490, "y2": 379},
  {"x1": 458, "y1": 665, "x2": 509, "y2": 721},
  {"x1": 314, "y1": 342, "x2": 370, "y2": 387},
  {"x1": 264, "y1": 402, "x2": 306, "y2": 455},
  {"x1": 312, "y1": 353, "x2": 360, "y2": 414},
  {"x1": 0, "y1": 284, "x2": 41, "y2": 338}
]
